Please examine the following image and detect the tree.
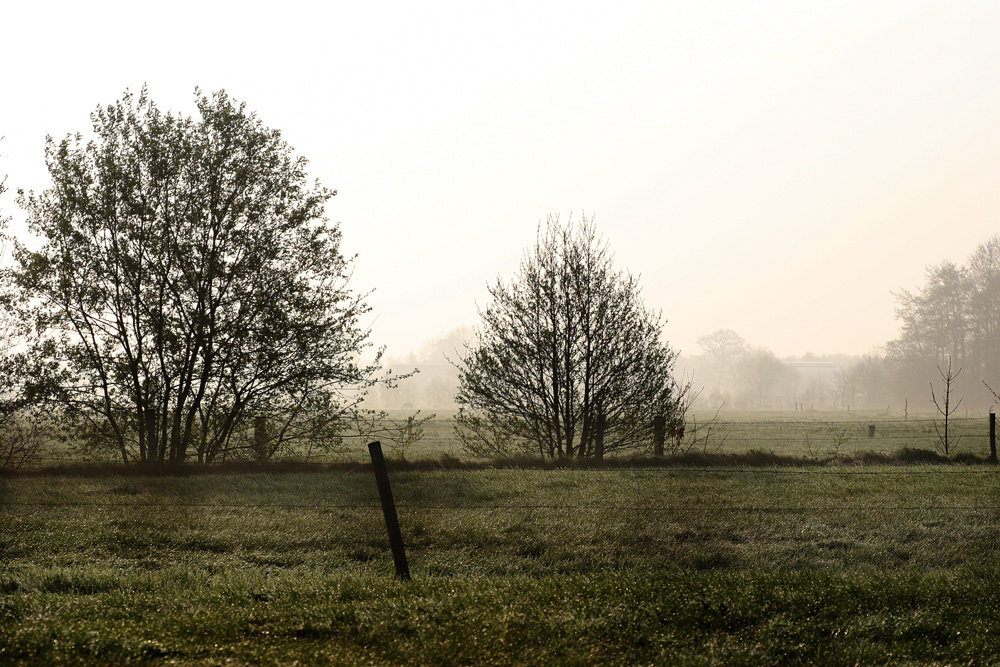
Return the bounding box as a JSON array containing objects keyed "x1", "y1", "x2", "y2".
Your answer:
[
  {"x1": 0, "y1": 148, "x2": 53, "y2": 468},
  {"x1": 930, "y1": 358, "x2": 962, "y2": 458},
  {"x1": 454, "y1": 215, "x2": 686, "y2": 458},
  {"x1": 11, "y1": 88, "x2": 381, "y2": 463},
  {"x1": 369, "y1": 327, "x2": 474, "y2": 409},
  {"x1": 966, "y1": 236, "x2": 1000, "y2": 389},
  {"x1": 696, "y1": 328, "x2": 747, "y2": 401},
  {"x1": 834, "y1": 348, "x2": 891, "y2": 410},
  {"x1": 737, "y1": 347, "x2": 792, "y2": 408},
  {"x1": 887, "y1": 243, "x2": 1000, "y2": 407}
]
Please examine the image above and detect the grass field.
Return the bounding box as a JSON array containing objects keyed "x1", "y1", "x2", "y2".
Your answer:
[
  {"x1": 30, "y1": 408, "x2": 994, "y2": 465},
  {"x1": 365, "y1": 408, "x2": 994, "y2": 463},
  {"x1": 4, "y1": 464, "x2": 1000, "y2": 665}
]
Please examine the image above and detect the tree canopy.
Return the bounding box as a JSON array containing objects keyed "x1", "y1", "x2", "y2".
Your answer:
[
  {"x1": 10, "y1": 88, "x2": 380, "y2": 463},
  {"x1": 454, "y1": 215, "x2": 685, "y2": 458},
  {"x1": 888, "y1": 236, "x2": 1000, "y2": 406}
]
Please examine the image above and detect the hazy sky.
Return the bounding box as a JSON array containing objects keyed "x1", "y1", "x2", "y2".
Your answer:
[{"x1": 2, "y1": 1, "x2": 998, "y2": 360}]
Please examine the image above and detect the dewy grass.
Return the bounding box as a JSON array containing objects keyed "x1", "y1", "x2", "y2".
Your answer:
[
  {"x1": 4, "y1": 568, "x2": 1000, "y2": 665},
  {"x1": 29, "y1": 408, "x2": 997, "y2": 465},
  {"x1": 3, "y1": 467, "x2": 1000, "y2": 665}
]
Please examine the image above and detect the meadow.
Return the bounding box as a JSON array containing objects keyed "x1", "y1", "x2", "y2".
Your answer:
[
  {"x1": 30, "y1": 408, "x2": 994, "y2": 466},
  {"x1": 3, "y1": 459, "x2": 1000, "y2": 665},
  {"x1": 366, "y1": 408, "x2": 993, "y2": 463}
]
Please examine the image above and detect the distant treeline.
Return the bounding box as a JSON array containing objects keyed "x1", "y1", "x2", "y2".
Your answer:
[
  {"x1": 373, "y1": 230, "x2": 1000, "y2": 413},
  {"x1": 682, "y1": 236, "x2": 1000, "y2": 412}
]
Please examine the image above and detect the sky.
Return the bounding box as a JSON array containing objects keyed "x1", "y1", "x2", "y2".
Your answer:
[{"x1": 1, "y1": 1, "x2": 998, "y2": 361}]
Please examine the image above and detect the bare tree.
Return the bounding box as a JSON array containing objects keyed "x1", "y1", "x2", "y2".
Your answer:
[
  {"x1": 737, "y1": 347, "x2": 791, "y2": 408},
  {"x1": 835, "y1": 348, "x2": 891, "y2": 410},
  {"x1": 696, "y1": 329, "x2": 747, "y2": 399},
  {"x1": 454, "y1": 215, "x2": 685, "y2": 458},
  {"x1": 930, "y1": 357, "x2": 962, "y2": 458}
]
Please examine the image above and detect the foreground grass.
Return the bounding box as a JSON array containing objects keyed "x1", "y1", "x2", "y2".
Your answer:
[
  {"x1": 3, "y1": 467, "x2": 1000, "y2": 665},
  {"x1": 5, "y1": 568, "x2": 1000, "y2": 665}
]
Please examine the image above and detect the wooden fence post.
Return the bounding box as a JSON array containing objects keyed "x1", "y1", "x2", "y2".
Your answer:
[
  {"x1": 368, "y1": 441, "x2": 411, "y2": 581},
  {"x1": 653, "y1": 415, "x2": 665, "y2": 457},
  {"x1": 594, "y1": 414, "x2": 606, "y2": 461},
  {"x1": 145, "y1": 409, "x2": 158, "y2": 464},
  {"x1": 990, "y1": 412, "x2": 997, "y2": 464},
  {"x1": 254, "y1": 416, "x2": 268, "y2": 462},
  {"x1": 868, "y1": 425, "x2": 875, "y2": 438}
]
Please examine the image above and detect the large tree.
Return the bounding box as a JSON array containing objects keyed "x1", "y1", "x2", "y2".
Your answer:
[
  {"x1": 888, "y1": 250, "x2": 991, "y2": 405},
  {"x1": 966, "y1": 237, "x2": 1000, "y2": 387},
  {"x1": 736, "y1": 347, "x2": 793, "y2": 408},
  {"x1": 454, "y1": 215, "x2": 685, "y2": 458},
  {"x1": 696, "y1": 328, "x2": 747, "y2": 400},
  {"x1": 0, "y1": 149, "x2": 54, "y2": 468},
  {"x1": 890, "y1": 260, "x2": 969, "y2": 366},
  {"x1": 11, "y1": 88, "x2": 380, "y2": 463}
]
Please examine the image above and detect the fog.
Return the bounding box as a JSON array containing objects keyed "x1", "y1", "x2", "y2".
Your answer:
[{"x1": 2, "y1": 1, "x2": 998, "y2": 368}]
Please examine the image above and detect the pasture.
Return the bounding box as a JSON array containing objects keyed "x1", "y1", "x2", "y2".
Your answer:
[
  {"x1": 30, "y1": 409, "x2": 994, "y2": 465},
  {"x1": 363, "y1": 408, "x2": 993, "y2": 463},
  {"x1": 3, "y1": 462, "x2": 1000, "y2": 665}
]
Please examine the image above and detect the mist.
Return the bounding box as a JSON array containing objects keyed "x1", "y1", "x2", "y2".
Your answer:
[
  {"x1": 372, "y1": 232, "x2": 1000, "y2": 413},
  {"x1": 2, "y1": 2, "x2": 998, "y2": 379}
]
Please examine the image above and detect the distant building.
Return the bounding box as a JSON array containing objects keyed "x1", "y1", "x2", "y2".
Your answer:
[{"x1": 782, "y1": 361, "x2": 838, "y2": 383}]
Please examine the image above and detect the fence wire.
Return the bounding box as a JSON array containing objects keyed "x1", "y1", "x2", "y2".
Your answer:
[
  {"x1": 4, "y1": 461, "x2": 1000, "y2": 514},
  {"x1": 3, "y1": 501, "x2": 999, "y2": 514}
]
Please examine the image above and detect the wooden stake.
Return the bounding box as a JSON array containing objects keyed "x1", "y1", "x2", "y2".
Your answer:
[
  {"x1": 368, "y1": 441, "x2": 411, "y2": 580},
  {"x1": 254, "y1": 416, "x2": 268, "y2": 462},
  {"x1": 990, "y1": 412, "x2": 997, "y2": 464},
  {"x1": 594, "y1": 413, "x2": 606, "y2": 461},
  {"x1": 145, "y1": 409, "x2": 158, "y2": 463},
  {"x1": 653, "y1": 415, "x2": 665, "y2": 456}
]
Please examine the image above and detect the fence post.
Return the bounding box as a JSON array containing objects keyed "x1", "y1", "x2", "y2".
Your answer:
[
  {"x1": 653, "y1": 415, "x2": 665, "y2": 456},
  {"x1": 868, "y1": 425, "x2": 875, "y2": 439},
  {"x1": 145, "y1": 409, "x2": 158, "y2": 463},
  {"x1": 368, "y1": 441, "x2": 411, "y2": 581},
  {"x1": 254, "y1": 416, "x2": 268, "y2": 462},
  {"x1": 594, "y1": 413, "x2": 606, "y2": 461},
  {"x1": 990, "y1": 412, "x2": 997, "y2": 464}
]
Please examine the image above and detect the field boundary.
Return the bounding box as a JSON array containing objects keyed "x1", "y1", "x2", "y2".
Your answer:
[
  {"x1": 12, "y1": 413, "x2": 999, "y2": 470},
  {"x1": 5, "y1": 447, "x2": 1000, "y2": 478}
]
